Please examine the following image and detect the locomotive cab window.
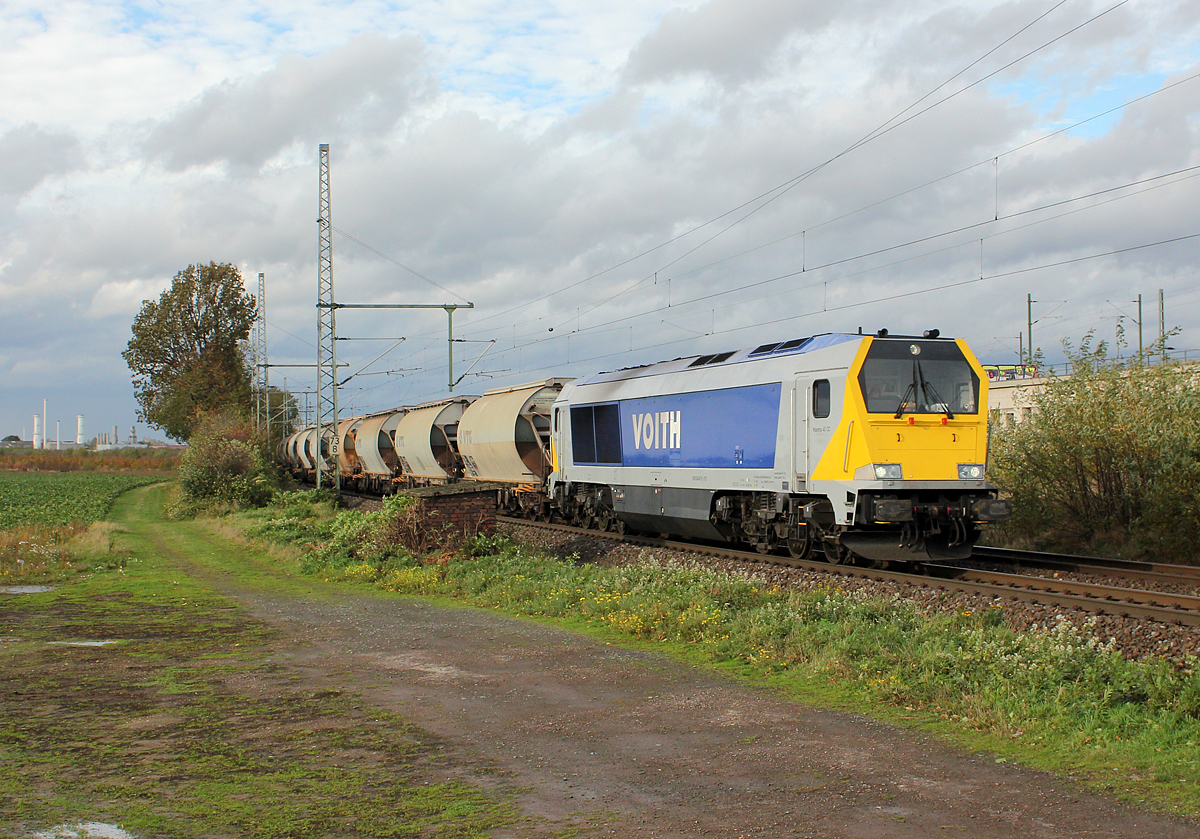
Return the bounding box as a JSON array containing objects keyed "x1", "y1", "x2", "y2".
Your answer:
[
  {"x1": 812, "y1": 380, "x2": 830, "y2": 418},
  {"x1": 570, "y1": 404, "x2": 622, "y2": 465},
  {"x1": 859, "y1": 339, "x2": 979, "y2": 416}
]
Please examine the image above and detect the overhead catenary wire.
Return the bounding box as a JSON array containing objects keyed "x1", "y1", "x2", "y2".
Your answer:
[
  {"x1": 397, "y1": 231, "x2": 1200, "y2": 388},
  {"x1": 398, "y1": 61, "x2": 1200, "y2": 354},
  {"x1": 465, "y1": 163, "x2": 1200, "y2": 354},
  {"x1": 331, "y1": 225, "x2": 470, "y2": 304},
  {"x1": 368, "y1": 155, "x2": 1198, "y2": 406},
  {"x1": 334, "y1": 0, "x2": 1187, "y2": 410},
  {"x1": 431, "y1": 0, "x2": 1123, "y2": 339}
]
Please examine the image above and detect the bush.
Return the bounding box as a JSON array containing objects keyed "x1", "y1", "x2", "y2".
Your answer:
[
  {"x1": 176, "y1": 412, "x2": 279, "y2": 511},
  {"x1": 988, "y1": 335, "x2": 1200, "y2": 561}
]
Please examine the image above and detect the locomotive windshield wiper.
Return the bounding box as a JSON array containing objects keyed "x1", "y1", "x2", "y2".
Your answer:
[
  {"x1": 921, "y1": 378, "x2": 954, "y2": 418},
  {"x1": 893, "y1": 381, "x2": 917, "y2": 419},
  {"x1": 914, "y1": 357, "x2": 954, "y2": 418},
  {"x1": 893, "y1": 358, "x2": 954, "y2": 419},
  {"x1": 894, "y1": 358, "x2": 922, "y2": 419}
]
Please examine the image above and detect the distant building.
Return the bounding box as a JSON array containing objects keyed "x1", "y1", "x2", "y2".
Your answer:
[{"x1": 988, "y1": 376, "x2": 1045, "y2": 426}]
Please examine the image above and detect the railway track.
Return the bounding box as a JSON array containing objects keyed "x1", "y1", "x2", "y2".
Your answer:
[
  {"x1": 499, "y1": 515, "x2": 1200, "y2": 627},
  {"x1": 968, "y1": 545, "x2": 1200, "y2": 588}
]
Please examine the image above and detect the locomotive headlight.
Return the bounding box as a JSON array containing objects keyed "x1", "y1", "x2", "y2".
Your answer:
[
  {"x1": 958, "y1": 463, "x2": 985, "y2": 480},
  {"x1": 873, "y1": 463, "x2": 903, "y2": 480}
]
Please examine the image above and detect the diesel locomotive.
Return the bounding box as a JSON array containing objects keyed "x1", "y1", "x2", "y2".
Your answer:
[{"x1": 280, "y1": 330, "x2": 1011, "y2": 564}]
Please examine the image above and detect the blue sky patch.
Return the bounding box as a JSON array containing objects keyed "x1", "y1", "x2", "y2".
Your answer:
[{"x1": 992, "y1": 71, "x2": 1169, "y2": 138}]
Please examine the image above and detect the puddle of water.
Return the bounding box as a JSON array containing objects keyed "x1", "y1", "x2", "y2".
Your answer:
[
  {"x1": 1, "y1": 585, "x2": 54, "y2": 594},
  {"x1": 48, "y1": 640, "x2": 117, "y2": 647},
  {"x1": 34, "y1": 823, "x2": 136, "y2": 839}
]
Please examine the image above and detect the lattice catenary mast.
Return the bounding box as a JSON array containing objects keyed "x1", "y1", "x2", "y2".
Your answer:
[
  {"x1": 316, "y1": 144, "x2": 338, "y2": 491},
  {"x1": 254, "y1": 271, "x2": 268, "y2": 433}
]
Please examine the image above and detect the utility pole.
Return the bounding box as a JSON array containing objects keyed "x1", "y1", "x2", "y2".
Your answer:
[
  {"x1": 255, "y1": 272, "x2": 268, "y2": 435},
  {"x1": 1159, "y1": 288, "x2": 1166, "y2": 355},
  {"x1": 329, "y1": 303, "x2": 473, "y2": 392},
  {"x1": 316, "y1": 144, "x2": 337, "y2": 492},
  {"x1": 314, "y1": 145, "x2": 475, "y2": 497},
  {"x1": 1026, "y1": 294, "x2": 1033, "y2": 369},
  {"x1": 1136, "y1": 293, "x2": 1143, "y2": 358}
]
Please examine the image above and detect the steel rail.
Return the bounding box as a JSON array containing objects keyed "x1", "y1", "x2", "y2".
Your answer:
[
  {"x1": 500, "y1": 516, "x2": 1200, "y2": 627},
  {"x1": 924, "y1": 564, "x2": 1200, "y2": 616},
  {"x1": 971, "y1": 545, "x2": 1200, "y2": 586}
]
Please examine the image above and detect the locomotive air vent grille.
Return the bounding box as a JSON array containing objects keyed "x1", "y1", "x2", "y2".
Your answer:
[
  {"x1": 688, "y1": 354, "x2": 717, "y2": 367},
  {"x1": 748, "y1": 337, "x2": 810, "y2": 357}
]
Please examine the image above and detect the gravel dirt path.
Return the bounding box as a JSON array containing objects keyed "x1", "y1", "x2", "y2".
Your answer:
[{"x1": 183, "y1": 543, "x2": 1199, "y2": 839}]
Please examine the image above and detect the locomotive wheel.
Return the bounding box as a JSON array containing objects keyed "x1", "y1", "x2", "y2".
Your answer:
[
  {"x1": 822, "y1": 539, "x2": 853, "y2": 565},
  {"x1": 596, "y1": 512, "x2": 614, "y2": 532},
  {"x1": 787, "y1": 534, "x2": 813, "y2": 561}
]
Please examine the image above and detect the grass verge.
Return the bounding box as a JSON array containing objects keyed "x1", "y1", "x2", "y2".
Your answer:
[
  {"x1": 0, "y1": 484, "x2": 515, "y2": 838},
  {"x1": 237, "y1": 490, "x2": 1200, "y2": 818}
]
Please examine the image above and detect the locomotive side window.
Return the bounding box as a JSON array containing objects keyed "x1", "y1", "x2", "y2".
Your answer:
[
  {"x1": 858, "y1": 339, "x2": 980, "y2": 415},
  {"x1": 813, "y1": 380, "x2": 830, "y2": 418},
  {"x1": 570, "y1": 403, "x2": 622, "y2": 465},
  {"x1": 571, "y1": 406, "x2": 596, "y2": 463},
  {"x1": 593, "y1": 404, "x2": 622, "y2": 463}
]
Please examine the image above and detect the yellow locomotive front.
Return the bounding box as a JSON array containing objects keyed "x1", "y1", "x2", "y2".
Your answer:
[{"x1": 810, "y1": 333, "x2": 1010, "y2": 562}]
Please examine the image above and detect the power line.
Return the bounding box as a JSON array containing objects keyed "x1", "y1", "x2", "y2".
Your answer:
[
  {"x1": 424, "y1": 57, "x2": 1198, "y2": 352},
  {"x1": 401, "y1": 231, "x2": 1200, "y2": 389},
  {"x1": 335, "y1": 0, "x2": 1181, "y2": 401},
  {"x1": 332, "y1": 225, "x2": 470, "y2": 304},
  {"x1": 486, "y1": 163, "x2": 1200, "y2": 352},
  {"x1": 434, "y1": 0, "x2": 1114, "y2": 338}
]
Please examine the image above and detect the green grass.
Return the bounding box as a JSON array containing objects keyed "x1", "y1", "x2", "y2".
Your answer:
[
  {"x1": 0, "y1": 485, "x2": 515, "y2": 838},
  {"x1": 0, "y1": 472, "x2": 163, "y2": 529},
  {"x1": 244, "y1": 491, "x2": 1200, "y2": 818},
  {"x1": 0, "y1": 472, "x2": 164, "y2": 584}
]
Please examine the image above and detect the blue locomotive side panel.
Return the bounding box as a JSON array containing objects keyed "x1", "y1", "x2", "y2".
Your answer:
[{"x1": 572, "y1": 383, "x2": 782, "y2": 468}]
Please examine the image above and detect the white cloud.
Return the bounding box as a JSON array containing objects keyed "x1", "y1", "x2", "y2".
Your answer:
[
  {"x1": 87, "y1": 277, "x2": 171, "y2": 318},
  {"x1": 1, "y1": 0, "x2": 1199, "y2": 436}
]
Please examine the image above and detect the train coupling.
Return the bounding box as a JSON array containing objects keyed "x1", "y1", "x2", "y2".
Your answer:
[{"x1": 970, "y1": 497, "x2": 1012, "y2": 521}]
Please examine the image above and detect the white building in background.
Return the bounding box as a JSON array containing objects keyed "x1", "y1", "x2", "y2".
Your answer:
[{"x1": 988, "y1": 376, "x2": 1046, "y2": 426}]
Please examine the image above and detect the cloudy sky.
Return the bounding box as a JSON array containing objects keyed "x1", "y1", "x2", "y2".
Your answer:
[{"x1": 2, "y1": 0, "x2": 1198, "y2": 441}]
